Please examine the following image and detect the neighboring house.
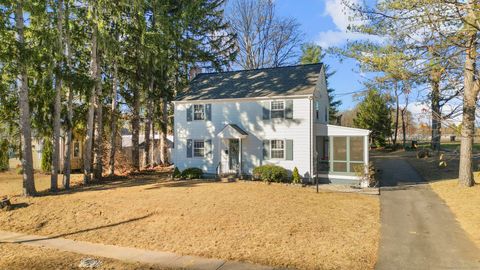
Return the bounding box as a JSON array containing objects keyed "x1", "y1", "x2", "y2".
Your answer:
[
  {"x1": 9, "y1": 131, "x2": 85, "y2": 172},
  {"x1": 121, "y1": 134, "x2": 173, "y2": 166},
  {"x1": 172, "y1": 63, "x2": 371, "y2": 184}
]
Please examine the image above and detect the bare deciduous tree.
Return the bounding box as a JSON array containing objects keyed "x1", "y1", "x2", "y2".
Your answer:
[{"x1": 228, "y1": 0, "x2": 302, "y2": 69}]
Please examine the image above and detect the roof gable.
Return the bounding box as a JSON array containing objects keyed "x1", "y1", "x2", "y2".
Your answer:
[{"x1": 176, "y1": 63, "x2": 323, "y2": 101}]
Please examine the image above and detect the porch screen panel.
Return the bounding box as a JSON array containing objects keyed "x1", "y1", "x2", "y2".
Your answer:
[
  {"x1": 332, "y1": 136, "x2": 347, "y2": 172},
  {"x1": 349, "y1": 137, "x2": 364, "y2": 161}
]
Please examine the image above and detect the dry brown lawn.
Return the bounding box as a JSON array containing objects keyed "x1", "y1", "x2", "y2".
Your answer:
[
  {"x1": 0, "y1": 243, "x2": 164, "y2": 270},
  {"x1": 0, "y1": 171, "x2": 380, "y2": 270},
  {"x1": 0, "y1": 170, "x2": 83, "y2": 196},
  {"x1": 430, "y1": 181, "x2": 480, "y2": 249}
]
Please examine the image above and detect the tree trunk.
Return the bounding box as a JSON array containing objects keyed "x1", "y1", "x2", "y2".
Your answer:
[
  {"x1": 458, "y1": 33, "x2": 479, "y2": 187},
  {"x1": 84, "y1": 8, "x2": 98, "y2": 184},
  {"x1": 151, "y1": 121, "x2": 156, "y2": 166},
  {"x1": 131, "y1": 87, "x2": 140, "y2": 171},
  {"x1": 393, "y1": 84, "x2": 399, "y2": 147},
  {"x1": 401, "y1": 108, "x2": 407, "y2": 148},
  {"x1": 51, "y1": 0, "x2": 65, "y2": 192},
  {"x1": 63, "y1": 2, "x2": 72, "y2": 189},
  {"x1": 160, "y1": 98, "x2": 168, "y2": 164},
  {"x1": 15, "y1": 1, "x2": 36, "y2": 196},
  {"x1": 109, "y1": 61, "x2": 118, "y2": 176},
  {"x1": 430, "y1": 71, "x2": 442, "y2": 151},
  {"x1": 144, "y1": 80, "x2": 154, "y2": 168},
  {"x1": 93, "y1": 49, "x2": 103, "y2": 181}
]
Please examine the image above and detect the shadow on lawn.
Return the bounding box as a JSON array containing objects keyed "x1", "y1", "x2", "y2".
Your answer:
[
  {"x1": 0, "y1": 213, "x2": 154, "y2": 244},
  {"x1": 34, "y1": 170, "x2": 228, "y2": 197},
  {"x1": 35, "y1": 170, "x2": 174, "y2": 197},
  {"x1": 144, "y1": 179, "x2": 232, "y2": 190}
]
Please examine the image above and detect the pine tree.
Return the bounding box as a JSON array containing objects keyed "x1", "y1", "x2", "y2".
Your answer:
[
  {"x1": 353, "y1": 89, "x2": 392, "y2": 147},
  {"x1": 299, "y1": 43, "x2": 341, "y2": 123}
]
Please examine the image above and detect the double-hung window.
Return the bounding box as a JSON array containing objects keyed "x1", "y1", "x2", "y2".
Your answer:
[
  {"x1": 193, "y1": 104, "x2": 205, "y2": 120},
  {"x1": 193, "y1": 140, "x2": 205, "y2": 157},
  {"x1": 270, "y1": 101, "x2": 285, "y2": 119},
  {"x1": 271, "y1": 140, "x2": 285, "y2": 159}
]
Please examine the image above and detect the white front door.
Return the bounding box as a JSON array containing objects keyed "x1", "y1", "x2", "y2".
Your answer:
[{"x1": 220, "y1": 139, "x2": 239, "y2": 174}]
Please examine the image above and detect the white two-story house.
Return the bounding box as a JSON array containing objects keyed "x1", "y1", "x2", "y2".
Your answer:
[{"x1": 172, "y1": 63, "x2": 370, "y2": 184}]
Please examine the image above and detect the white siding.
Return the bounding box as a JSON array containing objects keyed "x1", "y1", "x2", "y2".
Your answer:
[{"x1": 173, "y1": 97, "x2": 312, "y2": 178}]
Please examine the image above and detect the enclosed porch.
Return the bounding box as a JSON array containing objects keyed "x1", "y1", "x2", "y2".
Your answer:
[{"x1": 314, "y1": 124, "x2": 370, "y2": 184}]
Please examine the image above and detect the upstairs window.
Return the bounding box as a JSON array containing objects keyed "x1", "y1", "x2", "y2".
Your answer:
[
  {"x1": 193, "y1": 104, "x2": 205, "y2": 120},
  {"x1": 271, "y1": 101, "x2": 285, "y2": 119},
  {"x1": 271, "y1": 140, "x2": 285, "y2": 159}
]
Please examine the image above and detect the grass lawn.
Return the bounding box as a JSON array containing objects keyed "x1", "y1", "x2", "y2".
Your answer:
[
  {"x1": 430, "y1": 180, "x2": 480, "y2": 250},
  {"x1": 0, "y1": 170, "x2": 84, "y2": 196},
  {"x1": 0, "y1": 171, "x2": 380, "y2": 270},
  {"x1": 0, "y1": 243, "x2": 163, "y2": 270}
]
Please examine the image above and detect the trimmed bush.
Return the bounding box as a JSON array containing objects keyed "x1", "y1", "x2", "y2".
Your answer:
[
  {"x1": 41, "y1": 139, "x2": 53, "y2": 173},
  {"x1": 16, "y1": 164, "x2": 23, "y2": 175},
  {"x1": 181, "y1": 167, "x2": 203, "y2": 179},
  {"x1": 292, "y1": 167, "x2": 301, "y2": 184},
  {"x1": 0, "y1": 140, "x2": 8, "y2": 171},
  {"x1": 253, "y1": 165, "x2": 288, "y2": 183},
  {"x1": 173, "y1": 167, "x2": 182, "y2": 179}
]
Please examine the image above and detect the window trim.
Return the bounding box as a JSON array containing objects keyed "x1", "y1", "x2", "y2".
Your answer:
[
  {"x1": 270, "y1": 139, "x2": 285, "y2": 160},
  {"x1": 270, "y1": 100, "x2": 285, "y2": 119},
  {"x1": 193, "y1": 104, "x2": 205, "y2": 121},
  {"x1": 193, "y1": 140, "x2": 205, "y2": 158}
]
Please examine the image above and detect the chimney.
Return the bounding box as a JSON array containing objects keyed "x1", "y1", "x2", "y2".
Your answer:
[{"x1": 189, "y1": 66, "x2": 201, "y2": 80}]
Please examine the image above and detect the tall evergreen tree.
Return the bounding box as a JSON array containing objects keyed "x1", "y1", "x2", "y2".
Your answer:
[
  {"x1": 353, "y1": 89, "x2": 392, "y2": 146},
  {"x1": 299, "y1": 43, "x2": 341, "y2": 123}
]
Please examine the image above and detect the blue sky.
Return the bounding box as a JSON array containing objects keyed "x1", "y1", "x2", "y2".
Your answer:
[{"x1": 275, "y1": 0, "x2": 368, "y2": 111}]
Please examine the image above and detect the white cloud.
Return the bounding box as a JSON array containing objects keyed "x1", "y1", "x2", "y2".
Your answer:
[
  {"x1": 317, "y1": 0, "x2": 378, "y2": 48},
  {"x1": 325, "y1": 0, "x2": 357, "y2": 31},
  {"x1": 316, "y1": 30, "x2": 374, "y2": 48}
]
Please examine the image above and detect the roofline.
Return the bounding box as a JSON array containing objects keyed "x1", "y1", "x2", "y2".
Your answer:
[
  {"x1": 193, "y1": 63, "x2": 323, "y2": 78},
  {"x1": 323, "y1": 124, "x2": 372, "y2": 134},
  {"x1": 172, "y1": 94, "x2": 313, "y2": 104}
]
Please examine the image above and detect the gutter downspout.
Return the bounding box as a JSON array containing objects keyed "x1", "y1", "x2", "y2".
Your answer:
[{"x1": 309, "y1": 96, "x2": 314, "y2": 186}]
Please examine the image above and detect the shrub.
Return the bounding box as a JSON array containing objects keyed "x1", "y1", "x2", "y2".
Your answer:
[
  {"x1": 41, "y1": 139, "x2": 53, "y2": 173},
  {"x1": 16, "y1": 164, "x2": 23, "y2": 175},
  {"x1": 0, "y1": 140, "x2": 8, "y2": 171},
  {"x1": 292, "y1": 167, "x2": 301, "y2": 184},
  {"x1": 173, "y1": 167, "x2": 182, "y2": 179},
  {"x1": 253, "y1": 165, "x2": 288, "y2": 183},
  {"x1": 181, "y1": 167, "x2": 203, "y2": 179}
]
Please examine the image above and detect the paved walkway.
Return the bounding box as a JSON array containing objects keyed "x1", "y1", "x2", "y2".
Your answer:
[
  {"x1": 374, "y1": 157, "x2": 480, "y2": 269},
  {"x1": 0, "y1": 230, "x2": 275, "y2": 270}
]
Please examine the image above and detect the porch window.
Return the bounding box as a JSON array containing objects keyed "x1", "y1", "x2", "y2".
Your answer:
[
  {"x1": 271, "y1": 101, "x2": 285, "y2": 119},
  {"x1": 349, "y1": 136, "x2": 364, "y2": 172},
  {"x1": 271, "y1": 140, "x2": 284, "y2": 159},
  {"x1": 330, "y1": 136, "x2": 365, "y2": 174},
  {"x1": 193, "y1": 140, "x2": 205, "y2": 157},
  {"x1": 332, "y1": 136, "x2": 347, "y2": 172},
  {"x1": 193, "y1": 104, "x2": 205, "y2": 120}
]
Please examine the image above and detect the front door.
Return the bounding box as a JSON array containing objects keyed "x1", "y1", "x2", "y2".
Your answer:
[{"x1": 228, "y1": 139, "x2": 240, "y2": 172}]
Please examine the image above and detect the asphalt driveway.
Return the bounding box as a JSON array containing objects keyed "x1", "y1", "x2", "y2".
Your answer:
[{"x1": 374, "y1": 157, "x2": 480, "y2": 269}]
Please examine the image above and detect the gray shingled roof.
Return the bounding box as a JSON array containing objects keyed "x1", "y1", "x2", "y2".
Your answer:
[{"x1": 176, "y1": 63, "x2": 323, "y2": 101}]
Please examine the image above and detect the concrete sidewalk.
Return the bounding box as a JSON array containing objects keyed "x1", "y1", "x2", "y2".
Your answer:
[{"x1": 0, "y1": 230, "x2": 275, "y2": 270}]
